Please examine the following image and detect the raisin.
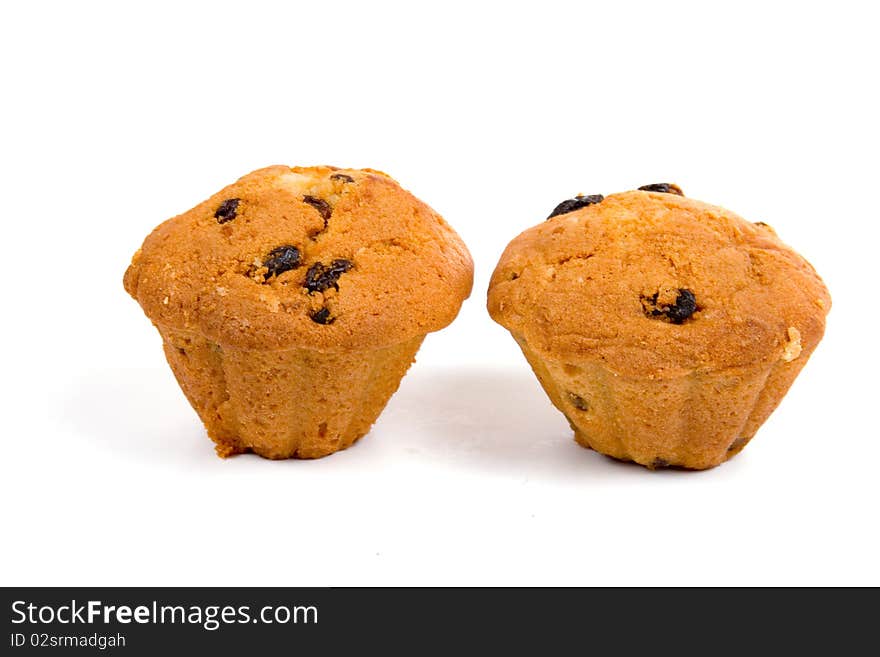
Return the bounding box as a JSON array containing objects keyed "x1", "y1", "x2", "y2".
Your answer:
[
  {"x1": 651, "y1": 457, "x2": 670, "y2": 469},
  {"x1": 642, "y1": 289, "x2": 697, "y2": 324},
  {"x1": 303, "y1": 195, "x2": 332, "y2": 221},
  {"x1": 214, "y1": 198, "x2": 240, "y2": 223},
  {"x1": 304, "y1": 259, "x2": 354, "y2": 293},
  {"x1": 638, "y1": 183, "x2": 684, "y2": 196},
  {"x1": 664, "y1": 289, "x2": 697, "y2": 323},
  {"x1": 309, "y1": 307, "x2": 333, "y2": 324},
  {"x1": 547, "y1": 194, "x2": 604, "y2": 219},
  {"x1": 567, "y1": 392, "x2": 589, "y2": 411},
  {"x1": 263, "y1": 245, "x2": 302, "y2": 278},
  {"x1": 330, "y1": 173, "x2": 354, "y2": 183}
]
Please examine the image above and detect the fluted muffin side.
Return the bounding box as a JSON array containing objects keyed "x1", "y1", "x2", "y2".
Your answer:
[
  {"x1": 159, "y1": 326, "x2": 422, "y2": 459},
  {"x1": 512, "y1": 307, "x2": 822, "y2": 469}
]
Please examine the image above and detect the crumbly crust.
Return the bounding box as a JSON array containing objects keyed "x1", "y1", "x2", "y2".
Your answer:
[
  {"x1": 488, "y1": 190, "x2": 830, "y2": 377},
  {"x1": 125, "y1": 165, "x2": 473, "y2": 351}
]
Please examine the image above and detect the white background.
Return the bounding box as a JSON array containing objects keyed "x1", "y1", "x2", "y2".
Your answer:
[{"x1": 1, "y1": 1, "x2": 877, "y2": 586}]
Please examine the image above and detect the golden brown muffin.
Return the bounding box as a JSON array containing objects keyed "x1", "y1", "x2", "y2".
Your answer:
[
  {"x1": 125, "y1": 165, "x2": 473, "y2": 458},
  {"x1": 488, "y1": 184, "x2": 830, "y2": 470}
]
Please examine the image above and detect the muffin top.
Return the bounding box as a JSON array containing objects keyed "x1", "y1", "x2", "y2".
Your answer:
[
  {"x1": 124, "y1": 165, "x2": 473, "y2": 351},
  {"x1": 488, "y1": 185, "x2": 830, "y2": 376}
]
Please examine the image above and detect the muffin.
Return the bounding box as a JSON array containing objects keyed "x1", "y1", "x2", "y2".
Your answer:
[
  {"x1": 124, "y1": 165, "x2": 473, "y2": 459},
  {"x1": 487, "y1": 184, "x2": 830, "y2": 470}
]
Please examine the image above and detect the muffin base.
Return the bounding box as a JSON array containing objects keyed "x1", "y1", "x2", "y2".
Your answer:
[
  {"x1": 158, "y1": 326, "x2": 423, "y2": 459},
  {"x1": 513, "y1": 334, "x2": 813, "y2": 470}
]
